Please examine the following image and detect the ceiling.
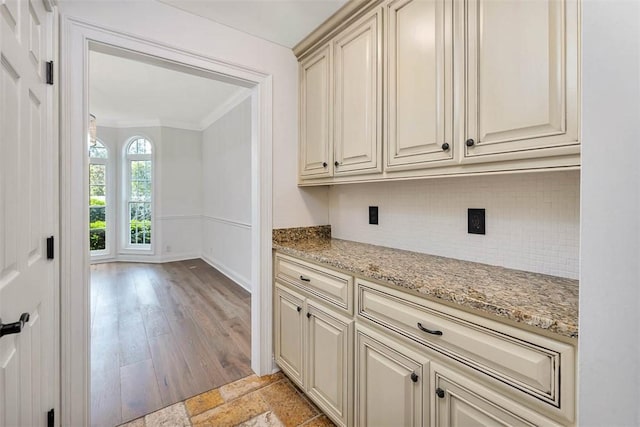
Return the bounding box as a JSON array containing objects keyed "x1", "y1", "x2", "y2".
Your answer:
[
  {"x1": 89, "y1": 49, "x2": 250, "y2": 130},
  {"x1": 157, "y1": 0, "x2": 348, "y2": 48}
]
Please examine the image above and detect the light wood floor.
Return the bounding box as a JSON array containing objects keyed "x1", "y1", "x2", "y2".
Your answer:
[{"x1": 90, "y1": 259, "x2": 252, "y2": 427}]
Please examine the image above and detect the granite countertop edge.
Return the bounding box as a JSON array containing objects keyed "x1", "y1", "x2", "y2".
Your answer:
[{"x1": 273, "y1": 239, "x2": 579, "y2": 340}]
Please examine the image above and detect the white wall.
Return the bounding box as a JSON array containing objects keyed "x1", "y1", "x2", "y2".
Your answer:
[
  {"x1": 201, "y1": 98, "x2": 252, "y2": 291},
  {"x1": 60, "y1": 0, "x2": 329, "y2": 229},
  {"x1": 579, "y1": 0, "x2": 640, "y2": 425},
  {"x1": 95, "y1": 125, "x2": 202, "y2": 262},
  {"x1": 329, "y1": 171, "x2": 580, "y2": 279},
  {"x1": 157, "y1": 127, "x2": 203, "y2": 260}
]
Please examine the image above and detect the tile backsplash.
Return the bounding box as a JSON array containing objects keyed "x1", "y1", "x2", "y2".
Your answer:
[{"x1": 328, "y1": 171, "x2": 579, "y2": 279}]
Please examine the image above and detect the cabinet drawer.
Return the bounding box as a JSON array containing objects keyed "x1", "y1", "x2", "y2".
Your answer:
[
  {"x1": 275, "y1": 254, "x2": 353, "y2": 313},
  {"x1": 357, "y1": 280, "x2": 573, "y2": 411}
]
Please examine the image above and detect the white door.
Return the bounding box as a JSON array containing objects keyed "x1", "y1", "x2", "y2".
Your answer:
[{"x1": 0, "y1": 0, "x2": 57, "y2": 425}]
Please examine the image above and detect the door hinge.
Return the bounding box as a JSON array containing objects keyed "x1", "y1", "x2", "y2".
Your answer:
[
  {"x1": 47, "y1": 408, "x2": 54, "y2": 427},
  {"x1": 46, "y1": 61, "x2": 54, "y2": 85},
  {"x1": 46, "y1": 236, "x2": 54, "y2": 260}
]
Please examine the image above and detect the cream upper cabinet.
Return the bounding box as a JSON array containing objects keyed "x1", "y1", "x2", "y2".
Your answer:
[
  {"x1": 385, "y1": 0, "x2": 454, "y2": 171},
  {"x1": 333, "y1": 8, "x2": 382, "y2": 175},
  {"x1": 300, "y1": 44, "x2": 332, "y2": 178},
  {"x1": 355, "y1": 325, "x2": 426, "y2": 427},
  {"x1": 306, "y1": 300, "x2": 353, "y2": 427},
  {"x1": 463, "y1": 0, "x2": 580, "y2": 162},
  {"x1": 296, "y1": 0, "x2": 581, "y2": 185}
]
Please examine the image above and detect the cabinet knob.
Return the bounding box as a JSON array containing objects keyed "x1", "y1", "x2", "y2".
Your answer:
[
  {"x1": 306, "y1": 312, "x2": 312, "y2": 319},
  {"x1": 322, "y1": 162, "x2": 327, "y2": 168},
  {"x1": 441, "y1": 143, "x2": 450, "y2": 151},
  {"x1": 465, "y1": 138, "x2": 475, "y2": 147},
  {"x1": 334, "y1": 161, "x2": 340, "y2": 167},
  {"x1": 435, "y1": 388, "x2": 445, "y2": 399},
  {"x1": 297, "y1": 306, "x2": 302, "y2": 313},
  {"x1": 410, "y1": 372, "x2": 419, "y2": 383}
]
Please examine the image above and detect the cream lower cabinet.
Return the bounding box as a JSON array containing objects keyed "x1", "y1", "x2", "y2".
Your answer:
[
  {"x1": 274, "y1": 284, "x2": 305, "y2": 386},
  {"x1": 355, "y1": 325, "x2": 427, "y2": 427},
  {"x1": 431, "y1": 363, "x2": 563, "y2": 427},
  {"x1": 274, "y1": 253, "x2": 576, "y2": 427},
  {"x1": 306, "y1": 300, "x2": 353, "y2": 427},
  {"x1": 274, "y1": 282, "x2": 353, "y2": 427}
]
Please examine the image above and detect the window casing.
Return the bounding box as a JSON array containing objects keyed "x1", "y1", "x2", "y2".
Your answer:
[{"x1": 124, "y1": 137, "x2": 153, "y2": 250}]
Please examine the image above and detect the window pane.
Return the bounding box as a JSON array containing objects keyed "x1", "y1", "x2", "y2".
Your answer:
[
  {"x1": 131, "y1": 181, "x2": 151, "y2": 202},
  {"x1": 90, "y1": 228, "x2": 106, "y2": 251},
  {"x1": 129, "y1": 202, "x2": 151, "y2": 245},
  {"x1": 90, "y1": 196, "x2": 106, "y2": 206},
  {"x1": 131, "y1": 160, "x2": 151, "y2": 180},
  {"x1": 90, "y1": 206, "x2": 106, "y2": 223},
  {"x1": 127, "y1": 138, "x2": 152, "y2": 155},
  {"x1": 90, "y1": 164, "x2": 105, "y2": 185},
  {"x1": 89, "y1": 158, "x2": 108, "y2": 252},
  {"x1": 90, "y1": 185, "x2": 105, "y2": 197},
  {"x1": 88, "y1": 144, "x2": 107, "y2": 159}
]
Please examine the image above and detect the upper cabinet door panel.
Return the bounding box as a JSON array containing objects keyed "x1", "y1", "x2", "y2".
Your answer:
[
  {"x1": 300, "y1": 44, "x2": 332, "y2": 178},
  {"x1": 333, "y1": 8, "x2": 382, "y2": 175},
  {"x1": 465, "y1": 0, "x2": 579, "y2": 160},
  {"x1": 385, "y1": 0, "x2": 454, "y2": 170}
]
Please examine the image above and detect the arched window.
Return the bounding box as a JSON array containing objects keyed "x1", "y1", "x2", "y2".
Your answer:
[
  {"x1": 125, "y1": 137, "x2": 153, "y2": 248},
  {"x1": 89, "y1": 140, "x2": 108, "y2": 253}
]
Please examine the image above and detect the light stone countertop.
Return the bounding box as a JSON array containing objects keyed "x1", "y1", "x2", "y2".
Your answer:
[{"x1": 273, "y1": 236, "x2": 578, "y2": 339}]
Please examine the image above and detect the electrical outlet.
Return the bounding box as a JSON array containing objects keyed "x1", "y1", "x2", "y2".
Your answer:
[
  {"x1": 468, "y1": 209, "x2": 485, "y2": 235},
  {"x1": 165, "y1": 245, "x2": 172, "y2": 252},
  {"x1": 369, "y1": 206, "x2": 379, "y2": 225}
]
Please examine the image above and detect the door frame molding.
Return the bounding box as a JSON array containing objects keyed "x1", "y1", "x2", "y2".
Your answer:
[{"x1": 59, "y1": 16, "x2": 274, "y2": 426}]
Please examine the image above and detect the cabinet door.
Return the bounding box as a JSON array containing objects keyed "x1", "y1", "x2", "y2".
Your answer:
[
  {"x1": 333, "y1": 8, "x2": 382, "y2": 176},
  {"x1": 274, "y1": 284, "x2": 306, "y2": 387},
  {"x1": 385, "y1": 0, "x2": 454, "y2": 171},
  {"x1": 356, "y1": 326, "x2": 426, "y2": 427},
  {"x1": 306, "y1": 301, "x2": 353, "y2": 427},
  {"x1": 431, "y1": 363, "x2": 563, "y2": 427},
  {"x1": 300, "y1": 44, "x2": 332, "y2": 178},
  {"x1": 464, "y1": 0, "x2": 579, "y2": 161}
]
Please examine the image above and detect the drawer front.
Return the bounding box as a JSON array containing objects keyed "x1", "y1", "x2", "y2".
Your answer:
[
  {"x1": 357, "y1": 281, "x2": 569, "y2": 408},
  {"x1": 275, "y1": 254, "x2": 353, "y2": 313}
]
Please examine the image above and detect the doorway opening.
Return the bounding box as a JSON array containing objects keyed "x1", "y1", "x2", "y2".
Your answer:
[
  {"x1": 61, "y1": 19, "x2": 274, "y2": 425},
  {"x1": 88, "y1": 45, "x2": 255, "y2": 426}
]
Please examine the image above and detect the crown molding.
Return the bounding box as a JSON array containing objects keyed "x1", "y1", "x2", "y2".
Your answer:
[
  {"x1": 94, "y1": 88, "x2": 252, "y2": 132},
  {"x1": 199, "y1": 88, "x2": 253, "y2": 131}
]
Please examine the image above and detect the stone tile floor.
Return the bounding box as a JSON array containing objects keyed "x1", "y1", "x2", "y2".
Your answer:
[{"x1": 118, "y1": 372, "x2": 336, "y2": 427}]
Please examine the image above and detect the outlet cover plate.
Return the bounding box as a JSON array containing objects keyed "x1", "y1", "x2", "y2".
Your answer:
[
  {"x1": 369, "y1": 206, "x2": 379, "y2": 225},
  {"x1": 468, "y1": 208, "x2": 485, "y2": 235}
]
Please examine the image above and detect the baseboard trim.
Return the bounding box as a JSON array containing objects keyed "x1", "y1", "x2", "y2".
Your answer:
[
  {"x1": 201, "y1": 254, "x2": 252, "y2": 294},
  {"x1": 91, "y1": 253, "x2": 201, "y2": 264}
]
